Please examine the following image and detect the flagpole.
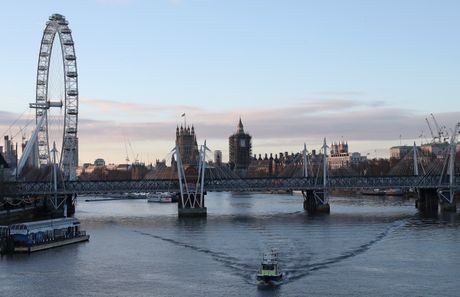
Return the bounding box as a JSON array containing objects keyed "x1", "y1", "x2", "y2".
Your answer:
[{"x1": 181, "y1": 113, "x2": 187, "y2": 128}]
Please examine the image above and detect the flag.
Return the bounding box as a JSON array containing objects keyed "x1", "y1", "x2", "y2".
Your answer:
[{"x1": 181, "y1": 113, "x2": 185, "y2": 117}]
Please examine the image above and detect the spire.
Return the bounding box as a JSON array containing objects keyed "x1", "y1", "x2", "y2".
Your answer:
[{"x1": 237, "y1": 117, "x2": 244, "y2": 133}]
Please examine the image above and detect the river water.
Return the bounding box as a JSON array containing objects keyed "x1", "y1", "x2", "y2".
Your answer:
[{"x1": 1, "y1": 192, "x2": 459, "y2": 297}]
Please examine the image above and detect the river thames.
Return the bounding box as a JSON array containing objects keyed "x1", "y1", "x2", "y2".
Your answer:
[{"x1": 1, "y1": 192, "x2": 459, "y2": 296}]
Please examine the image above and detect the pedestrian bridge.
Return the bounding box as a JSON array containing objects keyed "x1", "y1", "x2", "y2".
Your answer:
[{"x1": 3, "y1": 175, "x2": 459, "y2": 196}]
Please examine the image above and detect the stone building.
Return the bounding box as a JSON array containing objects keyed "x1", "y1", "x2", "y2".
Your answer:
[
  {"x1": 214, "y1": 150, "x2": 222, "y2": 166},
  {"x1": 329, "y1": 141, "x2": 367, "y2": 169},
  {"x1": 389, "y1": 146, "x2": 413, "y2": 159},
  {"x1": 176, "y1": 125, "x2": 199, "y2": 166},
  {"x1": 229, "y1": 118, "x2": 252, "y2": 177},
  {"x1": 421, "y1": 142, "x2": 449, "y2": 158},
  {"x1": 248, "y1": 152, "x2": 304, "y2": 178}
]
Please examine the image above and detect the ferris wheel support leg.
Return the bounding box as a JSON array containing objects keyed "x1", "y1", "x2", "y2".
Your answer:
[{"x1": 14, "y1": 113, "x2": 47, "y2": 177}]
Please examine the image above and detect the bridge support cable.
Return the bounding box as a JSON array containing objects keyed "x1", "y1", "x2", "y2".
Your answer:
[
  {"x1": 415, "y1": 122, "x2": 459, "y2": 214},
  {"x1": 437, "y1": 122, "x2": 459, "y2": 212},
  {"x1": 173, "y1": 145, "x2": 186, "y2": 208},
  {"x1": 174, "y1": 142, "x2": 207, "y2": 217},
  {"x1": 302, "y1": 138, "x2": 330, "y2": 214},
  {"x1": 194, "y1": 140, "x2": 209, "y2": 208},
  {"x1": 45, "y1": 141, "x2": 70, "y2": 215}
]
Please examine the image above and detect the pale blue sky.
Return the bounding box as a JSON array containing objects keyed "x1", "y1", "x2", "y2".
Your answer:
[{"x1": 0, "y1": 0, "x2": 459, "y2": 163}]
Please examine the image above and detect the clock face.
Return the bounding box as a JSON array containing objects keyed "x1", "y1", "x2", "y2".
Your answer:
[{"x1": 240, "y1": 139, "x2": 246, "y2": 147}]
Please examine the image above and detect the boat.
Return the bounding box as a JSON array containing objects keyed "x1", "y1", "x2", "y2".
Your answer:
[
  {"x1": 8, "y1": 217, "x2": 89, "y2": 253},
  {"x1": 0, "y1": 226, "x2": 10, "y2": 254},
  {"x1": 147, "y1": 192, "x2": 174, "y2": 203},
  {"x1": 256, "y1": 248, "x2": 283, "y2": 285},
  {"x1": 383, "y1": 189, "x2": 405, "y2": 196},
  {"x1": 360, "y1": 189, "x2": 385, "y2": 196},
  {"x1": 361, "y1": 188, "x2": 405, "y2": 196}
]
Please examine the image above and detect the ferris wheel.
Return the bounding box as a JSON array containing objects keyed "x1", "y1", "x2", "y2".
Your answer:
[{"x1": 28, "y1": 13, "x2": 79, "y2": 181}]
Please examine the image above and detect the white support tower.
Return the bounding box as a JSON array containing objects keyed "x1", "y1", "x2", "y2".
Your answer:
[
  {"x1": 174, "y1": 142, "x2": 208, "y2": 217},
  {"x1": 448, "y1": 123, "x2": 459, "y2": 201},
  {"x1": 303, "y1": 143, "x2": 308, "y2": 178},
  {"x1": 438, "y1": 122, "x2": 459, "y2": 210},
  {"x1": 413, "y1": 141, "x2": 419, "y2": 176},
  {"x1": 173, "y1": 145, "x2": 188, "y2": 208},
  {"x1": 322, "y1": 138, "x2": 329, "y2": 190}
]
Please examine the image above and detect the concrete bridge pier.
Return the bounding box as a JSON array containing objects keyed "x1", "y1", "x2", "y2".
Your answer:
[
  {"x1": 44, "y1": 194, "x2": 76, "y2": 218},
  {"x1": 178, "y1": 193, "x2": 207, "y2": 217},
  {"x1": 302, "y1": 190, "x2": 330, "y2": 214},
  {"x1": 438, "y1": 189, "x2": 457, "y2": 213},
  {"x1": 66, "y1": 194, "x2": 76, "y2": 216},
  {"x1": 415, "y1": 188, "x2": 439, "y2": 215}
]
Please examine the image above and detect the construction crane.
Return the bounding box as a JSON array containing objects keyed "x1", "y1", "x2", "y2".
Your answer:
[
  {"x1": 425, "y1": 113, "x2": 449, "y2": 143},
  {"x1": 124, "y1": 140, "x2": 130, "y2": 163},
  {"x1": 430, "y1": 113, "x2": 443, "y2": 142},
  {"x1": 425, "y1": 118, "x2": 437, "y2": 142},
  {"x1": 418, "y1": 130, "x2": 428, "y2": 145},
  {"x1": 127, "y1": 139, "x2": 139, "y2": 164}
]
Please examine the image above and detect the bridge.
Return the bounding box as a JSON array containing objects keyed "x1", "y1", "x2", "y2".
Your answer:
[
  {"x1": 3, "y1": 175, "x2": 459, "y2": 197},
  {"x1": 1, "y1": 14, "x2": 459, "y2": 218}
]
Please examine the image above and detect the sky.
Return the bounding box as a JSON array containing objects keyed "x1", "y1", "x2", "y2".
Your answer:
[{"x1": 0, "y1": 0, "x2": 459, "y2": 164}]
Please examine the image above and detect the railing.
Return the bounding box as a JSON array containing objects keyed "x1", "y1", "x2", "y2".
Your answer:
[{"x1": 2, "y1": 175, "x2": 459, "y2": 196}]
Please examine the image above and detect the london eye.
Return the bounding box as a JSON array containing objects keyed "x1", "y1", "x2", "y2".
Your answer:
[{"x1": 27, "y1": 13, "x2": 79, "y2": 181}]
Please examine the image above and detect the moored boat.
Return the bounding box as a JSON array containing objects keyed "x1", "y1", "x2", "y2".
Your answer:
[
  {"x1": 8, "y1": 217, "x2": 89, "y2": 253},
  {"x1": 383, "y1": 189, "x2": 405, "y2": 196},
  {"x1": 361, "y1": 189, "x2": 385, "y2": 196},
  {"x1": 256, "y1": 248, "x2": 283, "y2": 285},
  {"x1": 147, "y1": 192, "x2": 174, "y2": 203}
]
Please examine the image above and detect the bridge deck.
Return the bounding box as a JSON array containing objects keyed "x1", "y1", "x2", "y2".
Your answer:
[{"x1": 2, "y1": 176, "x2": 459, "y2": 196}]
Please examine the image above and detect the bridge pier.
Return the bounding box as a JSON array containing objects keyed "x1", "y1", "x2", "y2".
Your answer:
[
  {"x1": 438, "y1": 189, "x2": 457, "y2": 213},
  {"x1": 302, "y1": 190, "x2": 330, "y2": 214},
  {"x1": 415, "y1": 188, "x2": 439, "y2": 215},
  {"x1": 66, "y1": 194, "x2": 76, "y2": 216},
  {"x1": 178, "y1": 193, "x2": 207, "y2": 217}
]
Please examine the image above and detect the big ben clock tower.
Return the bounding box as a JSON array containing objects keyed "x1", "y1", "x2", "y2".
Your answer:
[{"x1": 229, "y1": 118, "x2": 252, "y2": 177}]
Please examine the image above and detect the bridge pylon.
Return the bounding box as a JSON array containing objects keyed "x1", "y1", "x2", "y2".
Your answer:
[
  {"x1": 302, "y1": 189, "x2": 330, "y2": 214},
  {"x1": 302, "y1": 139, "x2": 330, "y2": 214},
  {"x1": 416, "y1": 122, "x2": 459, "y2": 214},
  {"x1": 437, "y1": 124, "x2": 459, "y2": 212},
  {"x1": 174, "y1": 142, "x2": 207, "y2": 217}
]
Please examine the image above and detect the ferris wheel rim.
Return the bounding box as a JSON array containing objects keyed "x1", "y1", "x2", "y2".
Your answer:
[{"x1": 35, "y1": 13, "x2": 78, "y2": 179}]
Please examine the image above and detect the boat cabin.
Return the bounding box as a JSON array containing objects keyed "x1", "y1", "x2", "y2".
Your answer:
[
  {"x1": 261, "y1": 252, "x2": 279, "y2": 269},
  {"x1": 9, "y1": 218, "x2": 82, "y2": 247},
  {"x1": 0, "y1": 226, "x2": 9, "y2": 239}
]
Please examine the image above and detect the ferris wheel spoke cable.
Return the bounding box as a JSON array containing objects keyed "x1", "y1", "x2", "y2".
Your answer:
[{"x1": 2, "y1": 108, "x2": 29, "y2": 137}]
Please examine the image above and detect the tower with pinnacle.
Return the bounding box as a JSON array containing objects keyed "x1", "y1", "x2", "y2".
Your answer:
[
  {"x1": 229, "y1": 118, "x2": 252, "y2": 176},
  {"x1": 176, "y1": 125, "x2": 199, "y2": 166}
]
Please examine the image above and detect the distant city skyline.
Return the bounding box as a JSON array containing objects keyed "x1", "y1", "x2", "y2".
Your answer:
[{"x1": 0, "y1": 1, "x2": 459, "y2": 164}]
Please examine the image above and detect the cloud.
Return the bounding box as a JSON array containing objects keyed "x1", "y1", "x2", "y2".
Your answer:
[
  {"x1": 80, "y1": 97, "x2": 201, "y2": 120},
  {"x1": 2, "y1": 99, "x2": 459, "y2": 163},
  {"x1": 76, "y1": 98, "x2": 460, "y2": 144},
  {"x1": 6, "y1": 99, "x2": 460, "y2": 144}
]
